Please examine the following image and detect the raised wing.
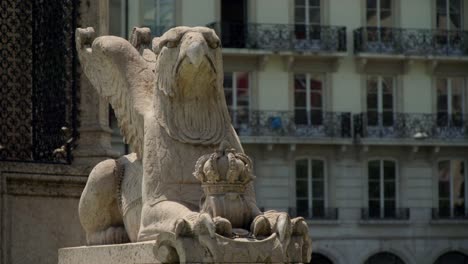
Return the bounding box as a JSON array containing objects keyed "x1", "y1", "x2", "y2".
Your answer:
[{"x1": 76, "y1": 27, "x2": 156, "y2": 158}]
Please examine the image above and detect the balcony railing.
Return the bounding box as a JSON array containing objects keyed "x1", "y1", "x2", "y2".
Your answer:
[
  {"x1": 353, "y1": 112, "x2": 468, "y2": 140},
  {"x1": 289, "y1": 207, "x2": 338, "y2": 220},
  {"x1": 354, "y1": 27, "x2": 468, "y2": 56},
  {"x1": 231, "y1": 110, "x2": 352, "y2": 138},
  {"x1": 432, "y1": 207, "x2": 468, "y2": 220},
  {"x1": 361, "y1": 208, "x2": 410, "y2": 220},
  {"x1": 208, "y1": 22, "x2": 346, "y2": 52}
]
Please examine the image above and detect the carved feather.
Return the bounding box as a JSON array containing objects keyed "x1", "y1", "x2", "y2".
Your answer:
[{"x1": 76, "y1": 27, "x2": 155, "y2": 158}]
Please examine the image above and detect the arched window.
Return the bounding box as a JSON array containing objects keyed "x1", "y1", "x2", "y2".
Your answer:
[
  {"x1": 364, "y1": 252, "x2": 405, "y2": 264},
  {"x1": 434, "y1": 251, "x2": 468, "y2": 264},
  {"x1": 310, "y1": 253, "x2": 333, "y2": 264}
]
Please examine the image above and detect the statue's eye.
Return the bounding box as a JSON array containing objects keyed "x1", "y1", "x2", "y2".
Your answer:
[
  {"x1": 165, "y1": 41, "x2": 178, "y2": 48},
  {"x1": 209, "y1": 41, "x2": 220, "y2": 49}
]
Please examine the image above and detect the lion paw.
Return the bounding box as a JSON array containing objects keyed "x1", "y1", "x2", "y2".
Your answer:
[{"x1": 174, "y1": 213, "x2": 233, "y2": 238}]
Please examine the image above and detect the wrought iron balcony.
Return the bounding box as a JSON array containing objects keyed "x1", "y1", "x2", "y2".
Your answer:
[
  {"x1": 361, "y1": 208, "x2": 410, "y2": 220},
  {"x1": 432, "y1": 207, "x2": 468, "y2": 220},
  {"x1": 354, "y1": 27, "x2": 468, "y2": 56},
  {"x1": 289, "y1": 207, "x2": 338, "y2": 220},
  {"x1": 353, "y1": 112, "x2": 468, "y2": 140},
  {"x1": 208, "y1": 22, "x2": 346, "y2": 52},
  {"x1": 230, "y1": 110, "x2": 352, "y2": 138}
]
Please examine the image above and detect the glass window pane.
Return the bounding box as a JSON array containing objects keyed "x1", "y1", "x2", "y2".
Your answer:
[
  {"x1": 312, "y1": 181, "x2": 324, "y2": 198},
  {"x1": 452, "y1": 160, "x2": 465, "y2": 210},
  {"x1": 296, "y1": 199, "x2": 309, "y2": 217},
  {"x1": 312, "y1": 160, "x2": 324, "y2": 179},
  {"x1": 224, "y1": 73, "x2": 233, "y2": 88},
  {"x1": 312, "y1": 200, "x2": 324, "y2": 213},
  {"x1": 380, "y1": 10, "x2": 392, "y2": 27},
  {"x1": 309, "y1": 0, "x2": 320, "y2": 7},
  {"x1": 451, "y1": 78, "x2": 464, "y2": 114},
  {"x1": 296, "y1": 159, "x2": 308, "y2": 180},
  {"x1": 382, "y1": 94, "x2": 393, "y2": 109},
  {"x1": 367, "y1": 0, "x2": 377, "y2": 9},
  {"x1": 438, "y1": 161, "x2": 450, "y2": 199},
  {"x1": 369, "y1": 200, "x2": 380, "y2": 217},
  {"x1": 437, "y1": 0, "x2": 446, "y2": 9},
  {"x1": 384, "y1": 201, "x2": 396, "y2": 218},
  {"x1": 296, "y1": 179, "x2": 308, "y2": 197},
  {"x1": 310, "y1": 92, "x2": 322, "y2": 108},
  {"x1": 369, "y1": 160, "x2": 381, "y2": 180},
  {"x1": 225, "y1": 89, "x2": 233, "y2": 107},
  {"x1": 295, "y1": 7, "x2": 306, "y2": 23},
  {"x1": 382, "y1": 111, "x2": 394, "y2": 126},
  {"x1": 380, "y1": 0, "x2": 392, "y2": 9},
  {"x1": 367, "y1": 77, "x2": 378, "y2": 93},
  {"x1": 309, "y1": 9, "x2": 321, "y2": 24},
  {"x1": 294, "y1": 74, "x2": 307, "y2": 91},
  {"x1": 295, "y1": 109, "x2": 308, "y2": 125},
  {"x1": 369, "y1": 181, "x2": 381, "y2": 198},
  {"x1": 384, "y1": 160, "x2": 396, "y2": 180},
  {"x1": 236, "y1": 72, "x2": 249, "y2": 89},
  {"x1": 367, "y1": 94, "x2": 378, "y2": 109},
  {"x1": 310, "y1": 110, "x2": 323, "y2": 125},
  {"x1": 295, "y1": 92, "x2": 306, "y2": 107},
  {"x1": 296, "y1": 0, "x2": 305, "y2": 6},
  {"x1": 384, "y1": 181, "x2": 395, "y2": 199},
  {"x1": 437, "y1": 79, "x2": 448, "y2": 112},
  {"x1": 366, "y1": 10, "x2": 378, "y2": 26},
  {"x1": 310, "y1": 77, "x2": 322, "y2": 91}
]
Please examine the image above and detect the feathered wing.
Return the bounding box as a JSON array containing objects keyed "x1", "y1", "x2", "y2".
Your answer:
[{"x1": 76, "y1": 27, "x2": 155, "y2": 158}]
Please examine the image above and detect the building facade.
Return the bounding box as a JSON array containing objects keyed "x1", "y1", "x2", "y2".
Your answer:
[{"x1": 107, "y1": 0, "x2": 468, "y2": 263}]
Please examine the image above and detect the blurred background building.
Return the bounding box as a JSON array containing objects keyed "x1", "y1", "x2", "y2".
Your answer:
[{"x1": 1, "y1": 0, "x2": 468, "y2": 264}]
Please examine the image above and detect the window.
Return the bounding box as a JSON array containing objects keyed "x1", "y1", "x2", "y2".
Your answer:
[
  {"x1": 434, "y1": 251, "x2": 468, "y2": 264},
  {"x1": 294, "y1": 74, "x2": 324, "y2": 125},
  {"x1": 364, "y1": 252, "x2": 405, "y2": 264},
  {"x1": 311, "y1": 253, "x2": 334, "y2": 264},
  {"x1": 109, "y1": 0, "x2": 174, "y2": 38},
  {"x1": 294, "y1": 0, "x2": 321, "y2": 40},
  {"x1": 295, "y1": 159, "x2": 326, "y2": 218},
  {"x1": 224, "y1": 72, "x2": 250, "y2": 128},
  {"x1": 366, "y1": 0, "x2": 393, "y2": 46},
  {"x1": 438, "y1": 160, "x2": 467, "y2": 218},
  {"x1": 367, "y1": 76, "x2": 395, "y2": 127},
  {"x1": 368, "y1": 160, "x2": 397, "y2": 218},
  {"x1": 435, "y1": 0, "x2": 463, "y2": 52},
  {"x1": 436, "y1": 77, "x2": 465, "y2": 127}
]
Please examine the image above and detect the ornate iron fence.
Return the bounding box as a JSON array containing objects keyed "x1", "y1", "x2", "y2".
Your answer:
[
  {"x1": 353, "y1": 112, "x2": 468, "y2": 140},
  {"x1": 208, "y1": 22, "x2": 347, "y2": 52},
  {"x1": 354, "y1": 27, "x2": 468, "y2": 56},
  {"x1": 230, "y1": 110, "x2": 352, "y2": 138},
  {"x1": 432, "y1": 208, "x2": 468, "y2": 220},
  {"x1": 361, "y1": 208, "x2": 410, "y2": 220},
  {"x1": 0, "y1": 0, "x2": 80, "y2": 163}
]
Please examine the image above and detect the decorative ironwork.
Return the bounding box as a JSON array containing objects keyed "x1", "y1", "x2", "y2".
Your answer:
[
  {"x1": 354, "y1": 27, "x2": 468, "y2": 56},
  {"x1": 208, "y1": 22, "x2": 347, "y2": 52},
  {"x1": 0, "y1": 0, "x2": 80, "y2": 163},
  {"x1": 432, "y1": 208, "x2": 468, "y2": 220},
  {"x1": 289, "y1": 207, "x2": 338, "y2": 220},
  {"x1": 354, "y1": 112, "x2": 468, "y2": 140},
  {"x1": 361, "y1": 208, "x2": 410, "y2": 220},
  {"x1": 230, "y1": 110, "x2": 352, "y2": 138}
]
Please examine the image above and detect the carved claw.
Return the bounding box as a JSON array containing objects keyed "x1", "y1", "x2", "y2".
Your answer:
[
  {"x1": 250, "y1": 215, "x2": 271, "y2": 238},
  {"x1": 213, "y1": 216, "x2": 232, "y2": 237},
  {"x1": 75, "y1": 27, "x2": 96, "y2": 49},
  {"x1": 193, "y1": 213, "x2": 216, "y2": 238},
  {"x1": 275, "y1": 213, "x2": 292, "y2": 242},
  {"x1": 291, "y1": 217, "x2": 308, "y2": 237}
]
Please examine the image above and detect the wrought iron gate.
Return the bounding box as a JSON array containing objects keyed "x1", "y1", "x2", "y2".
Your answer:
[{"x1": 0, "y1": 0, "x2": 80, "y2": 164}]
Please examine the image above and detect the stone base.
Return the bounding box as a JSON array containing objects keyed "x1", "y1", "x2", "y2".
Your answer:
[{"x1": 59, "y1": 233, "x2": 308, "y2": 263}]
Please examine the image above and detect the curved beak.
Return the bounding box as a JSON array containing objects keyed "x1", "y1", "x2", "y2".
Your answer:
[{"x1": 186, "y1": 41, "x2": 204, "y2": 66}]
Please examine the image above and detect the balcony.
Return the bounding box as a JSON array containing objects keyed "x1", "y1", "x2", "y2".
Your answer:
[
  {"x1": 354, "y1": 27, "x2": 468, "y2": 56},
  {"x1": 361, "y1": 208, "x2": 410, "y2": 221},
  {"x1": 208, "y1": 22, "x2": 346, "y2": 53},
  {"x1": 432, "y1": 207, "x2": 468, "y2": 220},
  {"x1": 230, "y1": 110, "x2": 352, "y2": 140},
  {"x1": 353, "y1": 112, "x2": 468, "y2": 141},
  {"x1": 289, "y1": 207, "x2": 339, "y2": 220}
]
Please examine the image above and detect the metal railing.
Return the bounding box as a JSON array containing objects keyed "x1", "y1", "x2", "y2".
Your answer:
[
  {"x1": 289, "y1": 207, "x2": 339, "y2": 220},
  {"x1": 208, "y1": 22, "x2": 346, "y2": 52},
  {"x1": 361, "y1": 208, "x2": 410, "y2": 220},
  {"x1": 354, "y1": 27, "x2": 468, "y2": 56},
  {"x1": 230, "y1": 110, "x2": 352, "y2": 138},
  {"x1": 432, "y1": 208, "x2": 468, "y2": 220},
  {"x1": 353, "y1": 112, "x2": 468, "y2": 140}
]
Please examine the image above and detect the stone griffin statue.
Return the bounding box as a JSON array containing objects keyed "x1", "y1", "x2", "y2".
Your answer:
[{"x1": 76, "y1": 26, "x2": 311, "y2": 263}]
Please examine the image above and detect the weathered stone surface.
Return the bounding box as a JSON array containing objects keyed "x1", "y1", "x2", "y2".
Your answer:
[{"x1": 72, "y1": 26, "x2": 311, "y2": 263}]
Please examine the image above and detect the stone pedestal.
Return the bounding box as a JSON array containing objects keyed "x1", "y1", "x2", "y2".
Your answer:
[{"x1": 59, "y1": 234, "x2": 307, "y2": 264}]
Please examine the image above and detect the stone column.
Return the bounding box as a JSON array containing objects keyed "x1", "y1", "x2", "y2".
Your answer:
[{"x1": 73, "y1": 0, "x2": 120, "y2": 165}]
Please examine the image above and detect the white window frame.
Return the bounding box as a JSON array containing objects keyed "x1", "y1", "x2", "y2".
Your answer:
[
  {"x1": 367, "y1": 159, "x2": 398, "y2": 218},
  {"x1": 294, "y1": 157, "x2": 328, "y2": 217},
  {"x1": 436, "y1": 0, "x2": 463, "y2": 31},
  {"x1": 437, "y1": 159, "x2": 468, "y2": 217},
  {"x1": 224, "y1": 72, "x2": 251, "y2": 126},
  {"x1": 366, "y1": 75, "x2": 396, "y2": 127},
  {"x1": 294, "y1": 73, "x2": 325, "y2": 126},
  {"x1": 366, "y1": 0, "x2": 393, "y2": 28},
  {"x1": 294, "y1": 0, "x2": 321, "y2": 26}
]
